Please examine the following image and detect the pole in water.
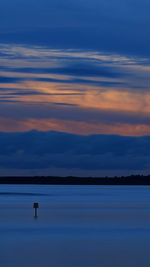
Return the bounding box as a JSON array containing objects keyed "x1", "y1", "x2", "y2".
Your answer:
[{"x1": 33, "y1": 202, "x2": 39, "y2": 218}]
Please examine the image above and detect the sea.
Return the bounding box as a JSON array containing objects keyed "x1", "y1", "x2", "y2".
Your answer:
[{"x1": 0, "y1": 185, "x2": 150, "y2": 267}]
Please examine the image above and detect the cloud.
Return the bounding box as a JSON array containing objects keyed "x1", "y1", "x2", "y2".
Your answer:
[
  {"x1": 5, "y1": 64, "x2": 123, "y2": 78},
  {"x1": 0, "y1": 44, "x2": 150, "y2": 137},
  {"x1": 0, "y1": 131, "x2": 149, "y2": 176}
]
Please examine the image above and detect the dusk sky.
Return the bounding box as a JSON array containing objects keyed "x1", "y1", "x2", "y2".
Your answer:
[{"x1": 0, "y1": 0, "x2": 150, "y2": 176}]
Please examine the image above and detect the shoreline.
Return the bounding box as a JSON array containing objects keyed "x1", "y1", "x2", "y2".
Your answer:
[{"x1": 0, "y1": 175, "x2": 150, "y2": 185}]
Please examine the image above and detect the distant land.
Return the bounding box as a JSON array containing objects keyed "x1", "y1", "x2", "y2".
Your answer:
[{"x1": 0, "y1": 175, "x2": 150, "y2": 185}]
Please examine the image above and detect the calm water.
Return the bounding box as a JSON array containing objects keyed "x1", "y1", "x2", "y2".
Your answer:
[{"x1": 0, "y1": 185, "x2": 150, "y2": 266}]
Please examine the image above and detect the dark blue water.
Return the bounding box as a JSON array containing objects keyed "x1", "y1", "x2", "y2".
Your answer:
[{"x1": 0, "y1": 185, "x2": 150, "y2": 266}]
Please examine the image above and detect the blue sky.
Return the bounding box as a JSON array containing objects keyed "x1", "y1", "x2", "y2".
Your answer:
[
  {"x1": 1, "y1": 0, "x2": 150, "y2": 56},
  {"x1": 0, "y1": 0, "x2": 150, "y2": 176}
]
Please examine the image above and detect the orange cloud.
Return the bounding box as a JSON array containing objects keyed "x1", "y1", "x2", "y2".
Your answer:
[
  {"x1": 1, "y1": 79, "x2": 150, "y2": 115},
  {"x1": 0, "y1": 116, "x2": 150, "y2": 136}
]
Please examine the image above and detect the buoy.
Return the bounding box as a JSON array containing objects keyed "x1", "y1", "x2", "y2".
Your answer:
[{"x1": 33, "y1": 202, "x2": 39, "y2": 218}]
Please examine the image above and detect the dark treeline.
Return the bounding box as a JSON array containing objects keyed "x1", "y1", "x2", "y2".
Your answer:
[{"x1": 0, "y1": 175, "x2": 150, "y2": 185}]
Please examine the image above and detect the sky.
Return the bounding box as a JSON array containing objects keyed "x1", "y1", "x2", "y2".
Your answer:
[{"x1": 0, "y1": 0, "x2": 150, "y2": 176}]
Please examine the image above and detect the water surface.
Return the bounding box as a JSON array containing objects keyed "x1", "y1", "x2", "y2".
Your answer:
[{"x1": 0, "y1": 185, "x2": 150, "y2": 266}]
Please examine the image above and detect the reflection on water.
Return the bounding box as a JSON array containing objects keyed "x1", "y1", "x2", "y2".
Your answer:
[{"x1": 0, "y1": 185, "x2": 150, "y2": 266}]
